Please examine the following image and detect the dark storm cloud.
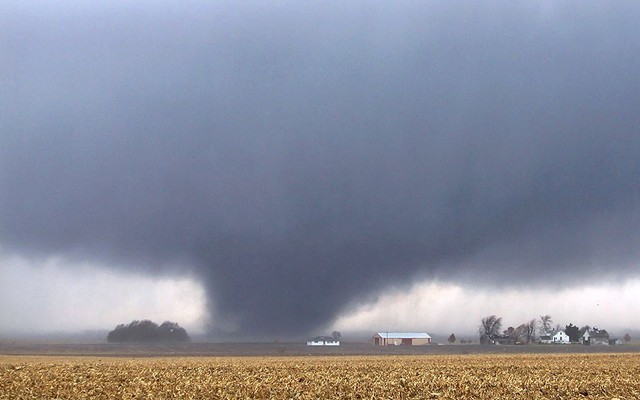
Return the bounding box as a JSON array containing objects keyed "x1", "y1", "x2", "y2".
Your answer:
[{"x1": 1, "y1": 1, "x2": 639, "y2": 335}]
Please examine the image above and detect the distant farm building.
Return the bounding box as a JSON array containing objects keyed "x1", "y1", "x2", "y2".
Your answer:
[
  {"x1": 373, "y1": 332, "x2": 432, "y2": 346},
  {"x1": 539, "y1": 334, "x2": 553, "y2": 344},
  {"x1": 537, "y1": 329, "x2": 570, "y2": 344},
  {"x1": 307, "y1": 336, "x2": 340, "y2": 346},
  {"x1": 582, "y1": 328, "x2": 610, "y2": 346},
  {"x1": 552, "y1": 331, "x2": 571, "y2": 344}
]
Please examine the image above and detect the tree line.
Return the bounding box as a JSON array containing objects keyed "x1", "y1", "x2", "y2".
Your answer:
[
  {"x1": 107, "y1": 320, "x2": 190, "y2": 343},
  {"x1": 473, "y1": 314, "x2": 631, "y2": 345}
]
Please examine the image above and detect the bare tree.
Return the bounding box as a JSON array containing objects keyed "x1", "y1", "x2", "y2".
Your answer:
[
  {"x1": 539, "y1": 315, "x2": 553, "y2": 334},
  {"x1": 448, "y1": 333, "x2": 456, "y2": 344},
  {"x1": 624, "y1": 333, "x2": 631, "y2": 343},
  {"x1": 503, "y1": 327, "x2": 519, "y2": 344},
  {"x1": 516, "y1": 319, "x2": 537, "y2": 344},
  {"x1": 526, "y1": 319, "x2": 538, "y2": 343},
  {"x1": 479, "y1": 315, "x2": 502, "y2": 344}
]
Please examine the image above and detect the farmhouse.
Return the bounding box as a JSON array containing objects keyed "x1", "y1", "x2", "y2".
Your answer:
[
  {"x1": 582, "y1": 328, "x2": 610, "y2": 346},
  {"x1": 307, "y1": 336, "x2": 340, "y2": 346},
  {"x1": 373, "y1": 332, "x2": 432, "y2": 346},
  {"x1": 538, "y1": 335, "x2": 553, "y2": 344},
  {"x1": 552, "y1": 331, "x2": 570, "y2": 344}
]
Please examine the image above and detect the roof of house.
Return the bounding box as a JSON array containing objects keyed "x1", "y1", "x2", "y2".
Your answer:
[
  {"x1": 375, "y1": 332, "x2": 431, "y2": 339},
  {"x1": 590, "y1": 330, "x2": 609, "y2": 339}
]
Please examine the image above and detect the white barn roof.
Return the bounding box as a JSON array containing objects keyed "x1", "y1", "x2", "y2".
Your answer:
[{"x1": 375, "y1": 332, "x2": 431, "y2": 339}]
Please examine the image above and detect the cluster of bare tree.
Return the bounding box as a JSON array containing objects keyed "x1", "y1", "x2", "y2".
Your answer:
[
  {"x1": 477, "y1": 315, "x2": 543, "y2": 344},
  {"x1": 476, "y1": 314, "x2": 631, "y2": 345},
  {"x1": 107, "y1": 320, "x2": 190, "y2": 343}
]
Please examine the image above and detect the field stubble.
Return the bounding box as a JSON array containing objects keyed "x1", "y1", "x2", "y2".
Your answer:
[{"x1": 2, "y1": 353, "x2": 639, "y2": 399}]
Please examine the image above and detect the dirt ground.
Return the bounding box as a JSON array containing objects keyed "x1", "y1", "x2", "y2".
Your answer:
[{"x1": 3, "y1": 353, "x2": 640, "y2": 399}]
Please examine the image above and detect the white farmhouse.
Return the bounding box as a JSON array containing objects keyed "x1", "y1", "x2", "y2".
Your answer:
[{"x1": 552, "y1": 331, "x2": 570, "y2": 344}]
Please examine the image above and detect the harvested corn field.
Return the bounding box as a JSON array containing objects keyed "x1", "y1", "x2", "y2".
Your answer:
[{"x1": 2, "y1": 353, "x2": 640, "y2": 399}]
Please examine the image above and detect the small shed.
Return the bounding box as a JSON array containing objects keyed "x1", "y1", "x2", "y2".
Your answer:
[{"x1": 373, "y1": 332, "x2": 432, "y2": 346}]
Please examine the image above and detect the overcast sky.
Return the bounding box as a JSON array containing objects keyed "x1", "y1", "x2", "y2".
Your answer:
[
  {"x1": 2, "y1": 254, "x2": 639, "y2": 337},
  {"x1": 1, "y1": 1, "x2": 639, "y2": 338}
]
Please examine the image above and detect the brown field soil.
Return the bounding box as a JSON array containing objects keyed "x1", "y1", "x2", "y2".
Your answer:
[{"x1": 2, "y1": 353, "x2": 640, "y2": 399}]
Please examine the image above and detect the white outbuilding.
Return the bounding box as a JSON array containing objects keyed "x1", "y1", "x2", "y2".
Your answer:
[{"x1": 307, "y1": 336, "x2": 340, "y2": 346}]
